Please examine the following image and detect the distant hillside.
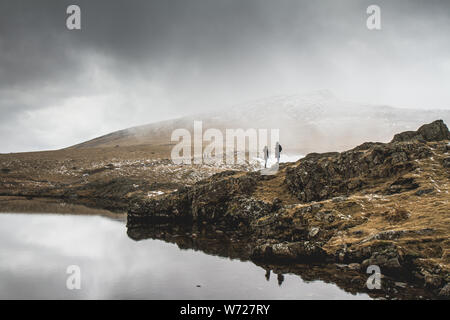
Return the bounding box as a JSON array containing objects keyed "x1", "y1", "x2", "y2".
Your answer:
[{"x1": 70, "y1": 91, "x2": 450, "y2": 154}]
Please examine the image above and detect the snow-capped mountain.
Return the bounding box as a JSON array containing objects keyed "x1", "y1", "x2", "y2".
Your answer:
[{"x1": 71, "y1": 91, "x2": 450, "y2": 154}]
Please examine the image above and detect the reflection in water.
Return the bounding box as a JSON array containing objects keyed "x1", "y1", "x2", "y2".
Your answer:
[
  {"x1": 0, "y1": 212, "x2": 373, "y2": 299},
  {"x1": 0, "y1": 196, "x2": 125, "y2": 219},
  {"x1": 128, "y1": 223, "x2": 435, "y2": 300}
]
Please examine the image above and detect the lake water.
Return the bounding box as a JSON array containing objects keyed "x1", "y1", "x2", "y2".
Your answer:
[{"x1": 0, "y1": 212, "x2": 371, "y2": 299}]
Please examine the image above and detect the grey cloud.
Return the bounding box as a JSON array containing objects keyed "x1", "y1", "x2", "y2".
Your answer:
[{"x1": 1, "y1": 0, "x2": 450, "y2": 152}]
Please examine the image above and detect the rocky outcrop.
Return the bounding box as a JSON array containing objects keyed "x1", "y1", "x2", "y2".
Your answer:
[
  {"x1": 391, "y1": 120, "x2": 450, "y2": 143},
  {"x1": 128, "y1": 171, "x2": 261, "y2": 225},
  {"x1": 284, "y1": 140, "x2": 432, "y2": 203},
  {"x1": 284, "y1": 120, "x2": 450, "y2": 203}
]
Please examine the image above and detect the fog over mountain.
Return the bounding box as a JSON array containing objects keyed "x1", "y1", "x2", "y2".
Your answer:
[
  {"x1": 1, "y1": 0, "x2": 450, "y2": 152},
  {"x1": 73, "y1": 91, "x2": 450, "y2": 154}
]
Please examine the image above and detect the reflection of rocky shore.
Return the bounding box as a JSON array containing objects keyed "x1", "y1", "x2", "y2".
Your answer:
[
  {"x1": 127, "y1": 223, "x2": 253, "y2": 261},
  {"x1": 128, "y1": 121, "x2": 450, "y2": 299},
  {"x1": 127, "y1": 223, "x2": 435, "y2": 299}
]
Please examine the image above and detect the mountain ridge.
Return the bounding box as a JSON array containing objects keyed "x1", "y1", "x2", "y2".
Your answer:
[{"x1": 70, "y1": 92, "x2": 450, "y2": 154}]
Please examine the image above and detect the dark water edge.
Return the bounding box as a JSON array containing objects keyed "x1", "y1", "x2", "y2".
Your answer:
[{"x1": 0, "y1": 199, "x2": 436, "y2": 299}]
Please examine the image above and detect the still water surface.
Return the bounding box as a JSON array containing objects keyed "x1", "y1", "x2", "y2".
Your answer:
[{"x1": 0, "y1": 212, "x2": 371, "y2": 299}]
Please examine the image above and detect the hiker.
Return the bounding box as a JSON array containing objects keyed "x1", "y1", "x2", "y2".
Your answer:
[
  {"x1": 263, "y1": 145, "x2": 269, "y2": 168},
  {"x1": 275, "y1": 142, "x2": 282, "y2": 163}
]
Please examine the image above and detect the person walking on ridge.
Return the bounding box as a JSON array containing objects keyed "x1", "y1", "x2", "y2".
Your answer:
[
  {"x1": 275, "y1": 142, "x2": 282, "y2": 163},
  {"x1": 263, "y1": 145, "x2": 269, "y2": 168}
]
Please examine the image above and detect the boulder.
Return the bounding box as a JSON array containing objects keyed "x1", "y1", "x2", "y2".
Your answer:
[{"x1": 391, "y1": 120, "x2": 450, "y2": 143}]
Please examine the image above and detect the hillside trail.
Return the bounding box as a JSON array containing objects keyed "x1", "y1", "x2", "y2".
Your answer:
[{"x1": 253, "y1": 164, "x2": 299, "y2": 205}]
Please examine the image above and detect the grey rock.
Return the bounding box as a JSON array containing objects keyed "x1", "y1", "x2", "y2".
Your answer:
[
  {"x1": 394, "y1": 282, "x2": 407, "y2": 288},
  {"x1": 438, "y1": 283, "x2": 450, "y2": 297},
  {"x1": 385, "y1": 258, "x2": 401, "y2": 269},
  {"x1": 308, "y1": 227, "x2": 320, "y2": 238},
  {"x1": 331, "y1": 196, "x2": 348, "y2": 203},
  {"x1": 443, "y1": 157, "x2": 450, "y2": 168},
  {"x1": 348, "y1": 263, "x2": 361, "y2": 270},
  {"x1": 424, "y1": 272, "x2": 443, "y2": 288}
]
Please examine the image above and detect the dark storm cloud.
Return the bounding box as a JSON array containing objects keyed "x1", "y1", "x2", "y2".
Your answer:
[{"x1": 1, "y1": 0, "x2": 450, "y2": 152}]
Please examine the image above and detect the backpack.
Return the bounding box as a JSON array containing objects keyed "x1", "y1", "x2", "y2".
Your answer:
[{"x1": 279, "y1": 144, "x2": 282, "y2": 152}]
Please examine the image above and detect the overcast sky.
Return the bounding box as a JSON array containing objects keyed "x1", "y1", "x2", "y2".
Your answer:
[{"x1": 1, "y1": 0, "x2": 450, "y2": 152}]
